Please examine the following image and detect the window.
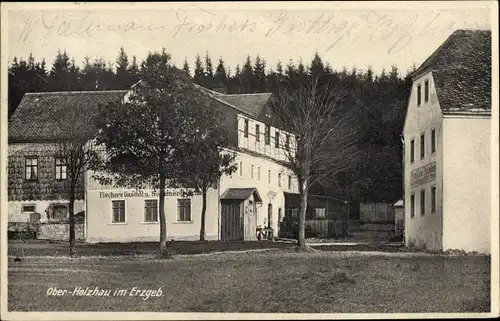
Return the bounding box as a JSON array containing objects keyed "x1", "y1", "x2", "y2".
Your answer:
[
  {"x1": 314, "y1": 208, "x2": 326, "y2": 218},
  {"x1": 287, "y1": 208, "x2": 298, "y2": 218},
  {"x1": 244, "y1": 119, "x2": 249, "y2": 138},
  {"x1": 420, "y1": 189, "x2": 425, "y2": 216},
  {"x1": 285, "y1": 134, "x2": 290, "y2": 150},
  {"x1": 55, "y1": 157, "x2": 67, "y2": 180},
  {"x1": 22, "y1": 204, "x2": 36, "y2": 213},
  {"x1": 431, "y1": 129, "x2": 436, "y2": 153},
  {"x1": 278, "y1": 173, "x2": 282, "y2": 187},
  {"x1": 265, "y1": 104, "x2": 272, "y2": 117},
  {"x1": 51, "y1": 205, "x2": 68, "y2": 221},
  {"x1": 25, "y1": 157, "x2": 38, "y2": 180},
  {"x1": 420, "y1": 133, "x2": 425, "y2": 159},
  {"x1": 410, "y1": 194, "x2": 415, "y2": 218},
  {"x1": 431, "y1": 186, "x2": 436, "y2": 213},
  {"x1": 288, "y1": 175, "x2": 292, "y2": 190},
  {"x1": 275, "y1": 131, "x2": 280, "y2": 148},
  {"x1": 417, "y1": 84, "x2": 422, "y2": 106},
  {"x1": 144, "y1": 200, "x2": 158, "y2": 222},
  {"x1": 239, "y1": 161, "x2": 243, "y2": 176},
  {"x1": 257, "y1": 167, "x2": 261, "y2": 180},
  {"x1": 251, "y1": 165, "x2": 254, "y2": 179},
  {"x1": 424, "y1": 80, "x2": 429, "y2": 103},
  {"x1": 410, "y1": 140, "x2": 415, "y2": 163},
  {"x1": 265, "y1": 125, "x2": 271, "y2": 145},
  {"x1": 268, "y1": 170, "x2": 271, "y2": 184},
  {"x1": 255, "y1": 124, "x2": 260, "y2": 142},
  {"x1": 177, "y1": 199, "x2": 191, "y2": 222},
  {"x1": 112, "y1": 200, "x2": 125, "y2": 223}
]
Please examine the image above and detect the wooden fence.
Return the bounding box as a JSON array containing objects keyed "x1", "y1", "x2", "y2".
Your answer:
[
  {"x1": 360, "y1": 202, "x2": 395, "y2": 223},
  {"x1": 305, "y1": 219, "x2": 349, "y2": 238},
  {"x1": 279, "y1": 218, "x2": 348, "y2": 239}
]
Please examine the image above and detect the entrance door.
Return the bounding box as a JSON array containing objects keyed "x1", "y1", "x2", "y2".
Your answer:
[
  {"x1": 221, "y1": 200, "x2": 244, "y2": 241},
  {"x1": 267, "y1": 203, "x2": 273, "y2": 228}
]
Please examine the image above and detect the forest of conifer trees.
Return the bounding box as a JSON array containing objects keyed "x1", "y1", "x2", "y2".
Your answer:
[{"x1": 8, "y1": 47, "x2": 415, "y2": 203}]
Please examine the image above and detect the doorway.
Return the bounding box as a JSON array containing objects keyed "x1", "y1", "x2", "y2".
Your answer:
[{"x1": 267, "y1": 203, "x2": 273, "y2": 228}]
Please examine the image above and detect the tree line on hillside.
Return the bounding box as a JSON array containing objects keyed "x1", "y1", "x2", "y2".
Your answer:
[{"x1": 8, "y1": 47, "x2": 415, "y2": 203}]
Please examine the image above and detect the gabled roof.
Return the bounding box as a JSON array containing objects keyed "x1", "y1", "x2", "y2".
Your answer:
[
  {"x1": 8, "y1": 90, "x2": 128, "y2": 142},
  {"x1": 194, "y1": 85, "x2": 272, "y2": 118},
  {"x1": 413, "y1": 29, "x2": 491, "y2": 115},
  {"x1": 220, "y1": 188, "x2": 263, "y2": 202},
  {"x1": 393, "y1": 200, "x2": 404, "y2": 208},
  {"x1": 217, "y1": 93, "x2": 272, "y2": 118}
]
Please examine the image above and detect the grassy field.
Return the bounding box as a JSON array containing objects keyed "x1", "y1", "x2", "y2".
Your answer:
[
  {"x1": 8, "y1": 239, "x2": 294, "y2": 257},
  {"x1": 8, "y1": 250, "x2": 490, "y2": 313}
]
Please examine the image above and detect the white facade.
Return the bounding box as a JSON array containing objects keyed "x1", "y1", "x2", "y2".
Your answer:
[
  {"x1": 83, "y1": 94, "x2": 297, "y2": 243},
  {"x1": 220, "y1": 112, "x2": 298, "y2": 234},
  {"x1": 403, "y1": 71, "x2": 491, "y2": 254},
  {"x1": 84, "y1": 171, "x2": 220, "y2": 243},
  {"x1": 442, "y1": 116, "x2": 491, "y2": 253},
  {"x1": 8, "y1": 86, "x2": 298, "y2": 243}
]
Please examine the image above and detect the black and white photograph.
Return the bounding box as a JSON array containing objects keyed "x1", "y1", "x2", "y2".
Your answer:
[{"x1": 1, "y1": 1, "x2": 498, "y2": 320}]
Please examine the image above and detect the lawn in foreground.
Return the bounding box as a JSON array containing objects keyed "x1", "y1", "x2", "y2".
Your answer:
[
  {"x1": 8, "y1": 251, "x2": 490, "y2": 313},
  {"x1": 8, "y1": 240, "x2": 294, "y2": 257}
]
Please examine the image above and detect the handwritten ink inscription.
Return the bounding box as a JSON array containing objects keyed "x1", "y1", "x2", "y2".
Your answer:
[{"x1": 15, "y1": 9, "x2": 487, "y2": 55}]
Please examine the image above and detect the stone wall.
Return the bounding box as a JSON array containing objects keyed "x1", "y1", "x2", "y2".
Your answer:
[{"x1": 37, "y1": 223, "x2": 85, "y2": 241}]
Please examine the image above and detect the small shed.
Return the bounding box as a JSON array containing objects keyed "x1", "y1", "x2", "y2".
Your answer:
[
  {"x1": 393, "y1": 200, "x2": 404, "y2": 239},
  {"x1": 220, "y1": 188, "x2": 262, "y2": 241}
]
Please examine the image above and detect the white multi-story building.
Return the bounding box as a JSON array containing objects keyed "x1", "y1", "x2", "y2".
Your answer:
[
  {"x1": 402, "y1": 29, "x2": 492, "y2": 254},
  {"x1": 8, "y1": 83, "x2": 298, "y2": 242}
]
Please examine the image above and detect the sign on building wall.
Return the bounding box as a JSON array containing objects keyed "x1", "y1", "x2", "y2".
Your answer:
[
  {"x1": 410, "y1": 162, "x2": 436, "y2": 187},
  {"x1": 99, "y1": 189, "x2": 201, "y2": 199}
]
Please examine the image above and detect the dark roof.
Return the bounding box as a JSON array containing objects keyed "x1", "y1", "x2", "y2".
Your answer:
[
  {"x1": 413, "y1": 29, "x2": 491, "y2": 114},
  {"x1": 194, "y1": 85, "x2": 272, "y2": 118},
  {"x1": 8, "y1": 90, "x2": 128, "y2": 142},
  {"x1": 216, "y1": 94, "x2": 272, "y2": 118},
  {"x1": 220, "y1": 188, "x2": 263, "y2": 202}
]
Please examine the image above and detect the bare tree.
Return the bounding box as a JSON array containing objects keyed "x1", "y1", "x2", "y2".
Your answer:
[
  {"x1": 272, "y1": 77, "x2": 360, "y2": 249},
  {"x1": 54, "y1": 107, "x2": 99, "y2": 257}
]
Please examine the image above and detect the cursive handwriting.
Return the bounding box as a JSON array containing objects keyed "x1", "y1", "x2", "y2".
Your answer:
[
  {"x1": 17, "y1": 12, "x2": 165, "y2": 43},
  {"x1": 15, "y1": 9, "x2": 488, "y2": 56},
  {"x1": 263, "y1": 10, "x2": 486, "y2": 54},
  {"x1": 172, "y1": 9, "x2": 257, "y2": 38}
]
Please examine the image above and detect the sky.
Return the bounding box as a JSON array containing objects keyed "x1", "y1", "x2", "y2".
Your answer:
[{"x1": 4, "y1": 2, "x2": 495, "y2": 77}]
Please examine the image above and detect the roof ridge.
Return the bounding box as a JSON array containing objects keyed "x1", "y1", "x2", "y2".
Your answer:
[
  {"x1": 24, "y1": 90, "x2": 129, "y2": 95},
  {"x1": 222, "y1": 93, "x2": 272, "y2": 97}
]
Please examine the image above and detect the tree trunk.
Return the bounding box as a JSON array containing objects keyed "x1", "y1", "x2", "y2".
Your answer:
[
  {"x1": 199, "y1": 188, "x2": 207, "y2": 241},
  {"x1": 69, "y1": 186, "x2": 76, "y2": 257},
  {"x1": 298, "y1": 179, "x2": 308, "y2": 248},
  {"x1": 159, "y1": 172, "x2": 168, "y2": 255}
]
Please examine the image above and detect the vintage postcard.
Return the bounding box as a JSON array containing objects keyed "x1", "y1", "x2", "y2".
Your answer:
[{"x1": 1, "y1": 1, "x2": 498, "y2": 320}]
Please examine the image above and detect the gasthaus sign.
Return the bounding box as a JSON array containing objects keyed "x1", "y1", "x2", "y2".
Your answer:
[
  {"x1": 410, "y1": 162, "x2": 436, "y2": 187},
  {"x1": 98, "y1": 189, "x2": 202, "y2": 199}
]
